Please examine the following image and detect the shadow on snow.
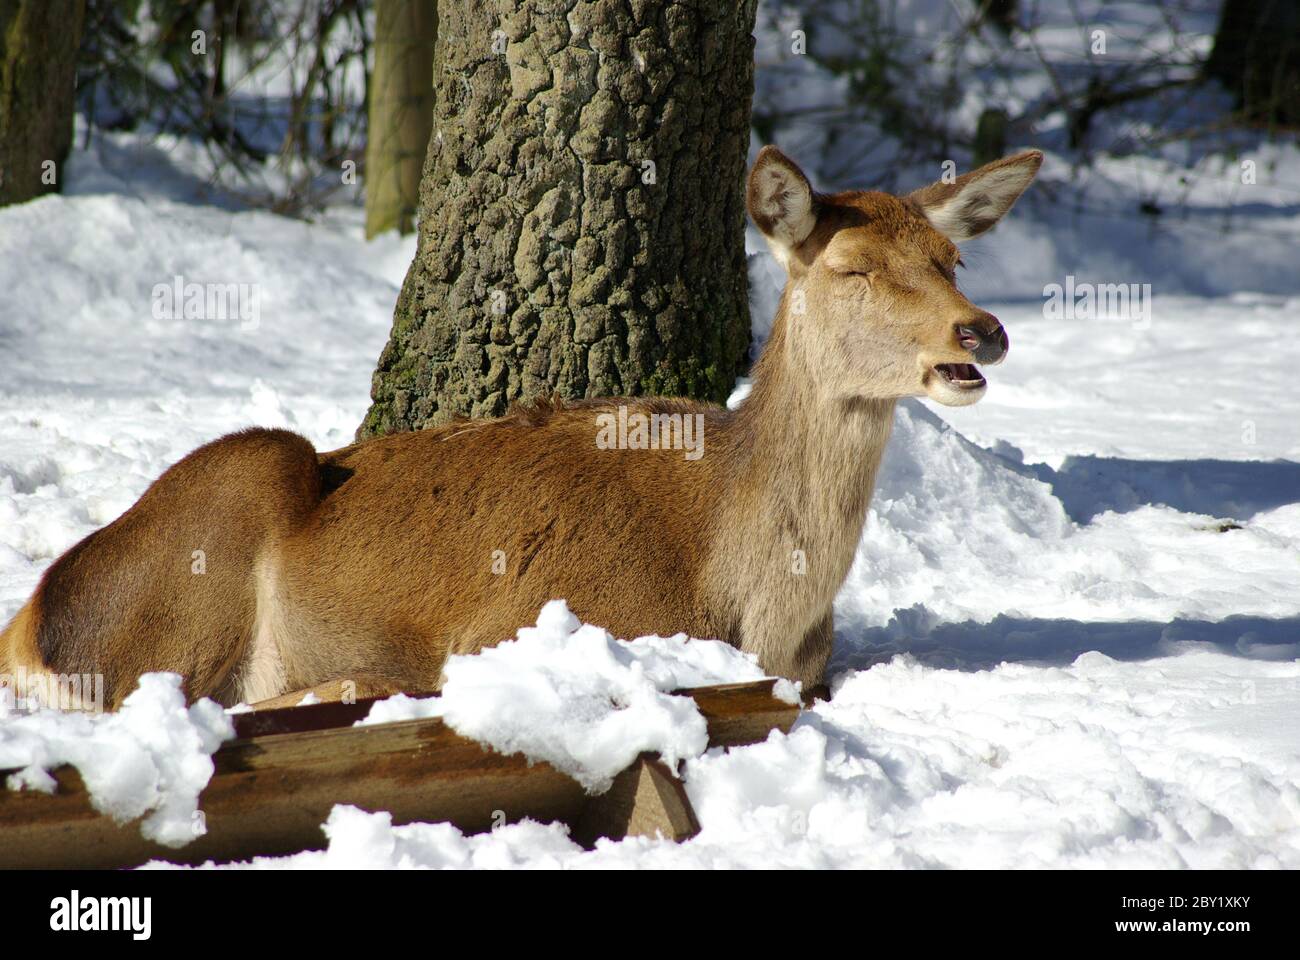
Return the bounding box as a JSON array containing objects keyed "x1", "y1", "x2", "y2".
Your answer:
[{"x1": 831, "y1": 611, "x2": 1300, "y2": 675}]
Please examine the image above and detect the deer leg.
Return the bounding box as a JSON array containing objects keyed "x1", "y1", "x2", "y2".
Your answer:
[{"x1": 796, "y1": 610, "x2": 835, "y2": 705}]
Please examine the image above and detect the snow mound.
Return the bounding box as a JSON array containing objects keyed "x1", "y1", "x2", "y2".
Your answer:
[
  {"x1": 358, "y1": 600, "x2": 795, "y2": 793},
  {"x1": 833, "y1": 400, "x2": 1300, "y2": 662},
  {"x1": 677, "y1": 648, "x2": 1300, "y2": 869},
  {"x1": 0, "y1": 673, "x2": 233, "y2": 847}
]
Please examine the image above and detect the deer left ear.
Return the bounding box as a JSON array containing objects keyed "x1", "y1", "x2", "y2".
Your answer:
[
  {"x1": 909, "y1": 150, "x2": 1043, "y2": 242},
  {"x1": 747, "y1": 145, "x2": 818, "y2": 265}
]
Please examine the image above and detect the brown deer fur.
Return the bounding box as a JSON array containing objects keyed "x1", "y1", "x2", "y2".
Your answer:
[{"x1": 0, "y1": 148, "x2": 1042, "y2": 709}]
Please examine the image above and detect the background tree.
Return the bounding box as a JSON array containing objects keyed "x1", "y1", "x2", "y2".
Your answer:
[
  {"x1": 1206, "y1": 0, "x2": 1300, "y2": 129},
  {"x1": 0, "y1": 0, "x2": 86, "y2": 206},
  {"x1": 77, "y1": 0, "x2": 370, "y2": 214},
  {"x1": 359, "y1": 0, "x2": 757, "y2": 437},
  {"x1": 364, "y1": 0, "x2": 435, "y2": 238}
]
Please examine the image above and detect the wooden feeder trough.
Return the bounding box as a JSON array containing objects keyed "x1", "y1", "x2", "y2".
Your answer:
[{"x1": 0, "y1": 680, "x2": 799, "y2": 869}]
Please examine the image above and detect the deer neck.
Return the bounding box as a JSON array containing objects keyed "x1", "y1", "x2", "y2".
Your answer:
[{"x1": 712, "y1": 299, "x2": 897, "y2": 656}]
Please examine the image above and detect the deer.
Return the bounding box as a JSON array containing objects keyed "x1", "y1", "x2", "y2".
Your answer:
[{"x1": 0, "y1": 147, "x2": 1042, "y2": 712}]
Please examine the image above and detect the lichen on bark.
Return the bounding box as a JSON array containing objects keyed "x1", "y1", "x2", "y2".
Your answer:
[{"x1": 360, "y1": 0, "x2": 757, "y2": 438}]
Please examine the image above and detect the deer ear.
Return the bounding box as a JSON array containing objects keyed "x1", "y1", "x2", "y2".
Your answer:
[
  {"x1": 909, "y1": 150, "x2": 1043, "y2": 242},
  {"x1": 747, "y1": 145, "x2": 817, "y2": 263}
]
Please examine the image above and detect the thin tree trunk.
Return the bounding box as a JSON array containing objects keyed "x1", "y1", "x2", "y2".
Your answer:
[
  {"x1": 359, "y1": 0, "x2": 757, "y2": 437},
  {"x1": 0, "y1": 0, "x2": 86, "y2": 207},
  {"x1": 364, "y1": 0, "x2": 436, "y2": 238}
]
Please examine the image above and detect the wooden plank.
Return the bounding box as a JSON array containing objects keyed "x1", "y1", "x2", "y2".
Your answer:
[
  {"x1": 684, "y1": 679, "x2": 799, "y2": 747},
  {"x1": 0, "y1": 715, "x2": 589, "y2": 868},
  {"x1": 0, "y1": 679, "x2": 799, "y2": 868},
  {"x1": 572, "y1": 755, "x2": 701, "y2": 847}
]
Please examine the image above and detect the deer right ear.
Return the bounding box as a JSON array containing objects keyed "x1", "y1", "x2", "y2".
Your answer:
[
  {"x1": 908, "y1": 150, "x2": 1043, "y2": 242},
  {"x1": 747, "y1": 146, "x2": 817, "y2": 265}
]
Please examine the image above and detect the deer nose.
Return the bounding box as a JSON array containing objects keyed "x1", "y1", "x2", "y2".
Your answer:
[{"x1": 956, "y1": 321, "x2": 1008, "y2": 364}]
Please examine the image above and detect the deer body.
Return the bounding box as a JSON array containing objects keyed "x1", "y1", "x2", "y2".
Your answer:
[{"x1": 1, "y1": 148, "x2": 1042, "y2": 709}]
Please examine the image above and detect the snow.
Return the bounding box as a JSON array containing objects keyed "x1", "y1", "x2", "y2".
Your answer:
[
  {"x1": 356, "y1": 599, "x2": 794, "y2": 793},
  {"x1": 3, "y1": 3, "x2": 1299, "y2": 869},
  {"x1": 834, "y1": 401, "x2": 1300, "y2": 648},
  {"x1": 0, "y1": 674, "x2": 232, "y2": 847},
  {"x1": 157, "y1": 803, "x2": 585, "y2": 871}
]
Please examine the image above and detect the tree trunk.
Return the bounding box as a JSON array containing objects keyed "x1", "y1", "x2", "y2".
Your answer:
[
  {"x1": 1205, "y1": 0, "x2": 1300, "y2": 128},
  {"x1": 364, "y1": 0, "x2": 436, "y2": 238},
  {"x1": 359, "y1": 0, "x2": 756, "y2": 437},
  {"x1": 0, "y1": 0, "x2": 86, "y2": 207}
]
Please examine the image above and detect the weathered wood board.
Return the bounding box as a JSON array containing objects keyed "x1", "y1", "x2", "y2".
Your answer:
[{"x1": 0, "y1": 680, "x2": 798, "y2": 869}]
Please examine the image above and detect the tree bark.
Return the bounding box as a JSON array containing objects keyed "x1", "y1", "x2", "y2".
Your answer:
[
  {"x1": 364, "y1": 0, "x2": 437, "y2": 238},
  {"x1": 359, "y1": 0, "x2": 756, "y2": 437},
  {"x1": 0, "y1": 0, "x2": 86, "y2": 207},
  {"x1": 1205, "y1": 0, "x2": 1300, "y2": 128}
]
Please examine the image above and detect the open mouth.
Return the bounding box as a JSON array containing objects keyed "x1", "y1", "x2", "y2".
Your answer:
[{"x1": 934, "y1": 363, "x2": 986, "y2": 390}]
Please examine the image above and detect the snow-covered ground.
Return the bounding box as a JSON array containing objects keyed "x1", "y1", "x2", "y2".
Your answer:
[
  {"x1": 3, "y1": 124, "x2": 1295, "y2": 869},
  {"x1": 3, "y1": 2, "x2": 1300, "y2": 868}
]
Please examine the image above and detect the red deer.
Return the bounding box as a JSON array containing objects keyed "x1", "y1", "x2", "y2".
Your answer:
[{"x1": 0, "y1": 148, "x2": 1042, "y2": 710}]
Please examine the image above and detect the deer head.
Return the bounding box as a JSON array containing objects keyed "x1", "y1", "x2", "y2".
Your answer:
[{"x1": 747, "y1": 146, "x2": 1042, "y2": 407}]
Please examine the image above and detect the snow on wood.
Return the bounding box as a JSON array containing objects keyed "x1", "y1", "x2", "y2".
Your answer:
[{"x1": 0, "y1": 680, "x2": 797, "y2": 869}]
